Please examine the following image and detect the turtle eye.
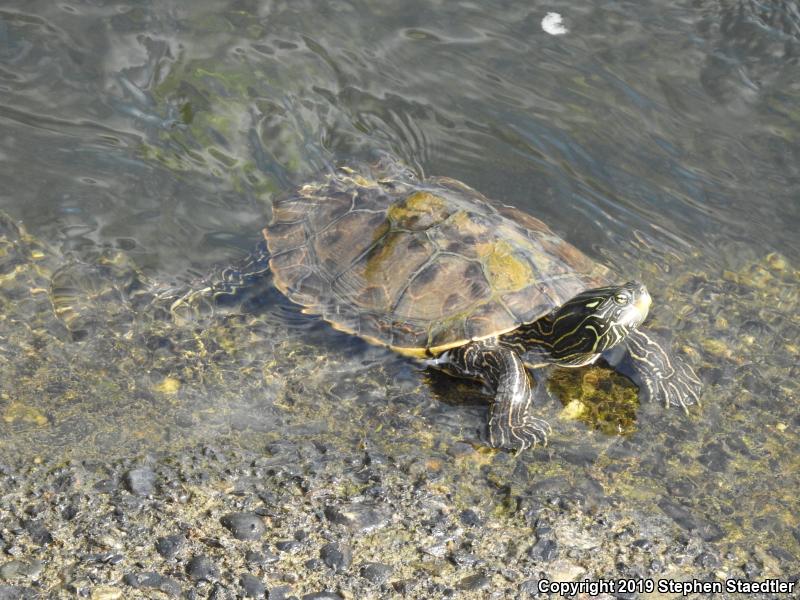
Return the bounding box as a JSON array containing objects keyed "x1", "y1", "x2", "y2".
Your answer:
[{"x1": 613, "y1": 293, "x2": 629, "y2": 305}]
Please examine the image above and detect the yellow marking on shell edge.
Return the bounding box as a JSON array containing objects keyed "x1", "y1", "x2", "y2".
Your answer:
[{"x1": 477, "y1": 239, "x2": 532, "y2": 292}]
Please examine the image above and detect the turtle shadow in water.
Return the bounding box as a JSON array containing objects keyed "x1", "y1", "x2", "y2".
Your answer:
[{"x1": 424, "y1": 361, "x2": 642, "y2": 439}]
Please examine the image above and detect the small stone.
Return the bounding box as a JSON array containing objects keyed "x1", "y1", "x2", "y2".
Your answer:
[
  {"x1": 392, "y1": 579, "x2": 417, "y2": 594},
  {"x1": 186, "y1": 555, "x2": 219, "y2": 582},
  {"x1": 458, "y1": 573, "x2": 490, "y2": 591},
  {"x1": 221, "y1": 512, "x2": 266, "y2": 541},
  {"x1": 459, "y1": 509, "x2": 482, "y2": 527},
  {"x1": 446, "y1": 442, "x2": 474, "y2": 457},
  {"x1": 421, "y1": 543, "x2": 447, "y2": 558},
  {"x1": 275, "y1": 541, "x2": 301, "y2": 553},
  {"x1": 90, "y1": 586, "x2": 123, "y2": 600},
  {"x1": 124, "y1": 467, "x2": 156, "y2": 496},
  {"x1": 451, "y1": 552, "x2": 480, "y2": 567},
  {"x1": 529, "y1": 538, "x2": 558, "y2": 562},
  {"x1": 324, "y1": 503, "x2": 389, "y2": 534},
  {"x1": 319, "y1": 543, "x2": 352, "y2": 573},
  {"x1": 267, "y1": 585, "x2": 293, "y2": 600},
  {"x1": 0, "y1": 584, "x2": 39, "y2": 600},
  {"x1": 694, "y1": 551, "x2": 721, "y2": 568},
  {"x1": 301, "y1": 593, "x2": 342, "y2": 600},
  {"x1": 0, "y1": 560, "x2": 43, "y2": 581},
  {"x1": 360, "y1": 562, "x2": 392, "y2": 585},
  {"x1": 155, "y1": 535, "x2": 185, "y2": 559},
  {"x1": 239, "y1": 574, "x2": 265, "y2": 598},
  {"x1": 23, "y1": 520, "x2": 52, "y2": 546},
  {"x1": 245, "y1": 551, "x2": 265, "y2": 565},
  {"x1": 122, "y1": 572, "x2": 180, "y2": 597}
]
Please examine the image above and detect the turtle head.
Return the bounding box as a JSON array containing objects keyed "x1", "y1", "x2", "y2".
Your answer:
[{"x1": 547, "y1": 282, "x2": 651, "y2": 361}]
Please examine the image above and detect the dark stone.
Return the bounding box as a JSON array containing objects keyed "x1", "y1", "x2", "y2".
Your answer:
[
  {"x1": 657, "y1": 498, "x2": 724, "y2": 541},
  {"x1": 267, "y1": 585, "x2": 293, "y2": 600},
  {"x1": 124, "y1": 467, "x2": 156, "y2": 496},
  {"x1": 392, "y1": 579, "x2": 418, "y2": 594},
  {"x1": 768, "y1": 546, "x2": 795, "y2": 563},
  {"x1": 186, "y1": 555, "x2": 219, "y2": 582},
  {"x1": 529, "y1": 538, "x2": 558, "y2": 562},
  {"x1": 155, "y1": 534, "x2": 185, "y2": 559},
  {"x1": 694, "y1": 551, "x2": 720, "y2": 568},
  {"x1": 221, "y1": 512, "x2": 266, "y2": 541},
  {"x1": 360, "y1": 562, "x2": 392, "y2": 585},
  {"x1": 301, "y1": 593, "x2": 342, "y2": 600},
  {"x1": 447, "y1": 442, "x2": 475, "y2": 457},
  {"x1": 304, "y1": 559, "x2": 322, "y2": 570},
  {"x1": 631, "y1": 539, "x2": 652, "y2": 551},
  {"x1": 519, "y1": 578, "x2": 541, "y2": 595},
  {"x1": 240, "y1": 574, "x2": 265, "y2": 598},
  {"x1": 61, "y1": 505, "x2": 79, "y2": 521},
  {"x1": 123, "y1": 572, "x2": 181, "y2": 597},
  {"x1": 458, "y1": 573, "x2": 490, "y2": 591},
  {"x1": 293, "y1": 530, "x2": 308, "y2": 542},
  {"x1": 275, "y1": 541, "x2": 301, "y2": 553},
  {"x1": 23, "y1": 520, "x2": 52, "y2": 546},
  {"x1": 459, "y1": 509, "x2": 482, "y2": 527},
  {"x1": 451, "y1": 551, "x2": 480, "y2": 567},
  {"x1": 319, "y1": 543, "x2": 352, "y2": 573}
]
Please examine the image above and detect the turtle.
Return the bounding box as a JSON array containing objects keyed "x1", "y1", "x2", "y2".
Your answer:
[{"x1": 181, "y1": 155, "x2": 702, "y2": 451}]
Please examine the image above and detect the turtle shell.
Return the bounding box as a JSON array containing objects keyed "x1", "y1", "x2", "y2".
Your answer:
[{"x1": 264, "y1": 159, "x2": 611, "y2": 357}]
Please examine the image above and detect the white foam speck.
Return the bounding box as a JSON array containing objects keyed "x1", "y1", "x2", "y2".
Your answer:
[{"x1": 542, "y1": 12, "x2": 568, "y2": 35}]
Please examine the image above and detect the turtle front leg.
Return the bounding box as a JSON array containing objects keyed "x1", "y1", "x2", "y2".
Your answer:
[
  {"x1": 622, "y1": 329, "x2": 702, "y2": 412},
  {"x1": 439, "y1": 341, "x2": 551, "y2": 451}
]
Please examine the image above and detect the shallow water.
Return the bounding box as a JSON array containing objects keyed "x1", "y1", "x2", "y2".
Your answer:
[{"x1": 0, "y1": 0, "x2": 799, "y2": 579}]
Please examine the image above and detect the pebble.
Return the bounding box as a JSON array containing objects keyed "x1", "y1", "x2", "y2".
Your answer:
[
  {"x1": 122, "y1": 572, "x2": 181, "y2": 597},
  {"x1": 23, "y1": 520, "x2": 52, "y2": 546},
  {"x1": 155, "y1": 534, "x2": 185, "y2": 559},
  {"x1": 90, "y1": 586, "x2": 124, "y2": 600},
  {"x1": 186, "y1": 555, "x2": 220, "y2": 582},
  {"x1": 0, "y1": 560, "x2": 43, "y2": 581},
  {"x1": 529, "y1": 538, "x2": 558, "y2": 562},
  {"x1": 301, "y1": 593, "x2": 343, "y2": 600},
  {"x1": 458, "y1": 509, "x2": 482, "y2": 527},
  {"x1": 324, "y1": 503, "x2": 389, "y2": 534},
  {"x1": 458, "y1": 573, "x2": 490, "y2": 591},
  {"x1": 0, "y1": 584, "x2": 39, "y2": 599},
  {"x1": 267, "y1": 584, "x2": 293, "y2": 600},
  {"x1": 275, "y1": 540, "x2": 301, "y2": 553},
  {"x1": 320, "y1": 542, "x2": 352, "y2": 573},
  {"x1": 360, "y1": 562, "x2": 392, "y2": 585},
  {"x1": 221, "y1": 512, "x2": 267, "y2": 541},
  {"x1": 239, "y1": 573, "x2": 265, "y2": 598},
  {"x1": 124, "y1": 467, "x2": 156, "y2": 496}
]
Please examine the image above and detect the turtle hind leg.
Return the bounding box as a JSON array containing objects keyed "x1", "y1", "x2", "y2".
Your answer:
[{"x1": 442, "y1": 341, "x2": 551, "y2": 452}]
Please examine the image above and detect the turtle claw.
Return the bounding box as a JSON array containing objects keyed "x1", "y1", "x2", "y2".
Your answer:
[
  {"x1": 655, "y1": 360, "x2": 702, "y2": 412},
  {"x1": 624, "y1": 330, "x2": 702, "y2": 414},
  {"x1": 489, "y1": 414, "x2": 551, "y2": 452}
]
